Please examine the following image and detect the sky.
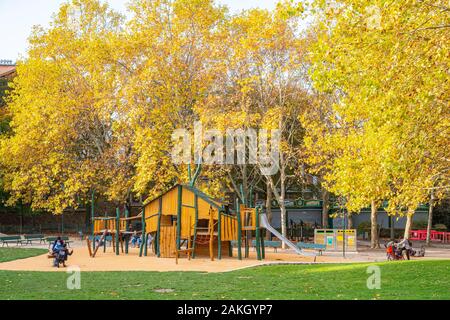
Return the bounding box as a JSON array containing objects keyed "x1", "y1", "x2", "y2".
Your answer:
[{"x1": 0, "y1": 0, "x2": 278, "y2": 61}]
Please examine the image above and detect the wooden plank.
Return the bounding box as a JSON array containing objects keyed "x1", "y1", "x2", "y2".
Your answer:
[
  {"x1": 86, "y1": 236, "x2": 92, "y2": 257},
  {"x1": 160, "y1": 225, "x2": 177, "y2": 258}
]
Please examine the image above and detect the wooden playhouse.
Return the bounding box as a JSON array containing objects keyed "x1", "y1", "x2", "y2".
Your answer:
[
  {"x1": 144, "y1": 184, "x2": 243, "y2": 261},
  {"x1": 88, "y1": 183, "x2": 268, "y2": 262}
]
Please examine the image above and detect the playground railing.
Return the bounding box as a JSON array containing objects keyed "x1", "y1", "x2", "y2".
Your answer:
[{"x1": 220, "y1": 213, "x2": 238, "y2": 242}]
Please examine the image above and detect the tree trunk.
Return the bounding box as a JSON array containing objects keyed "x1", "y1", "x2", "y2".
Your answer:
[
  {"x1": 265, "y1": 181, "x2": 272, "y2": 240},
  {"x1": 389, "y1": 216, "x2": 395, "y2": 240},
  {"x1": 322, "y1": 189, "x2": 329, "y2": 228},
  {"x1": 242, "y1": 165, "x2": 248, "y2": 205},
  {"x1": 280, "y1": 203, "x2": 287, "y2": 249},
  {"x1": 347, "y1": 214, "x2": 353, "y2": 229},
  {"x1": 404, "y1": 210, "x2": 414, "y2": 239},
  {"x1": 20, "y1": 204, "x2": 23, "y2": 235},
  {"x1": 370, "y1": 201, "x2": 380, "y2": 248},
  {"x1": 280, "y1": 161, "x2": 287, "y2": 249},
  {"x1": 426, "y1": 192, "x2": 434, "y2": 246},
  {"x1": 264, "y1": 165, "x2": 287, "y2": 248}
]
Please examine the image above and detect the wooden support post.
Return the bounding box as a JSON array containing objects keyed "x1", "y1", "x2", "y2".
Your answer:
[
  {"x1": 176, "y1": 185, "x2": 183, "y2": 250},
  {"x1": 218, "y1": 208, "x2": 222, "y2": 260},
  {"x1": 255, "y1": 207, "x2": 262, "y2": 261},
  {"x1": 245, "y1": 229, "x2": 250, "y2": 258},
  {"x1": 125, "y1": 206, "x2": 129, "y2": 254},
  {"x1": 86, "y1": 236, "x2": 92, "y2": 257},
  {"x1": 236, "y1": 199, "x2": 242, "y2": 260},
  {"x1": 112, "y1": 233, "x2": 115, "y2": 253},
  {"x1": 139, "y1": 210, "x2": 145, "y2": 257},
  {"x1": 115, "y1": 208, "x2": 120, "y2": 256},
  {"x1": 143, "y1": 208, "x2": 148, "y2": 256},
  {"x1": 144, "y1": 233, "x2": 148, "y2": 256},
  {"x1": 260, "y1": 227, "x2": 265, "y2": 259},
  {"x1": 156, "y1": 197, "x2": 162, "y2": 257},
  {"x1": 209, "y1": 212, "x2": 214, "y2": 262},
  {"x1": 91, "y1": 190, "x2": 95, "y2": 252},
  {"x1": 192, "y1": 194, "x2": 199, "y2": 259}
]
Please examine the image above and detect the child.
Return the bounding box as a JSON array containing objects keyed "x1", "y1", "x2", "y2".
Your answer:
[
  {"x1": 54, "y1": 243, "x2": 73, "y2": 268},
  {"x1": 131, "y1": 230, "x2": 142, "y2": 248},
  {"x1": 52, "y1": 237, "x2": 63, "y2": 254}
]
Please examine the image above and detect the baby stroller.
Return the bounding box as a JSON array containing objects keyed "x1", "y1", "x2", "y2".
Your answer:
[{"x1": 385, "y1": 241, "x2": 404, "y2": 260}]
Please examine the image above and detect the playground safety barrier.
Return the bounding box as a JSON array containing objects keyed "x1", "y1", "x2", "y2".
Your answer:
[
  {"x1": 410, "y1": 229, "x2": 450, "y2": 243},
  {"x1": 314, "y1": 229, "x2": 357, "y2": 252}
]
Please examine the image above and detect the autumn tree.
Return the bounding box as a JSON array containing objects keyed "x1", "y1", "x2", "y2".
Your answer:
[
  {"x1": 120, "y1": 0, "x2": 228, "y2": 200},
  {"x1": 195, "y1": 1, "x2": 312, "y2": 247},
  {"x1": 308, "y1": 0, "x2": 449, "y2": 245},
  {"x1": 0, "y1": 0, "x2": 131, "y2": 213}
]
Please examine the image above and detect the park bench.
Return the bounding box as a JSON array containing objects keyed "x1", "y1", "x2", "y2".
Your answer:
[
  {"x1": 297, "y1": 242, "x2": 326, "y2": 256},
  {"x1": 0, "y1": 235, "x2": 24, "y2": 247},
  {"x1": 23, "y1": 234, "x2": 46, "y2": 245},
  {"x1": 251, "y1": 240, "x2": 282, "y2": 252},
  {"x1": 45, "y1": 236, "x2": 73, "y2": 248}
]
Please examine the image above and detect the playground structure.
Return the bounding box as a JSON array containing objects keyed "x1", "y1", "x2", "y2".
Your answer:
[
  {"x1": 88, "y1": 184, "x2": 314, "y2": 262},
  {"x1": 87, "y1": 207, "x2": 144, "y2": 258}
]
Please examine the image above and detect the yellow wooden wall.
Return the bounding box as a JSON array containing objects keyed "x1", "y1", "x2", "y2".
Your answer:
[
  {"x1": 145, "y1": 200, "x2": 160, "y2": 233},
  {"x1": 180, "y1": 206, "x2": 195, "y2": 238},
  {"x1": 143, "y1": 186, "x2": 225, "y2": 240},
  {"x1": 146, "y1": 215, "x2": 159, "y2": 233},
  {"x1": 198, "y1": 197, "x2": 218, "y2": 220},
  {"x1": 182, "y1": 188, "x2": 195, "y2": 207},
  {"x1": 145, "y1": 200, "x2": 159, "y2": 217},
  {"x1": 161, "y1": 187, "x2": 179, "y2": 216}
]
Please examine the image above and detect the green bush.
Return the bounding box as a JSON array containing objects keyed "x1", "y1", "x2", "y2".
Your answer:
[
  {"x1": 379, "y1": 228, "x2": 404, "y2": 239},
  {"x1": 434, "y1": 224, "x2": 447, "y2": 231},
  {"x1": 356, "y1": 221, "x2": 380, "y2": 234},
  {"x1": 357, "y1": 221, "x2": 371, "y2": 233},
  {"x1": 412, "y1": 220, "x2": 429, "y2": 229}
]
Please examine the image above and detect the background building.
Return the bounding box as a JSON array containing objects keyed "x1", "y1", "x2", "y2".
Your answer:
[{"x1": 0, "y1": 59, "x2": 16, "y2": 106}]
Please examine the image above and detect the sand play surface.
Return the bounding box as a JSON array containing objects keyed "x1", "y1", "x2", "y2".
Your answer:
[
  {"x1": 1, "y1": 241, "x2": 448, "y2": 273},
  {"x1": 0, "y1": 246, "x2": 354, "y2": 273}
]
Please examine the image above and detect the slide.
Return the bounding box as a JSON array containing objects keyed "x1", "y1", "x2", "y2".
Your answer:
[{"x1": 259, "y1": 214, "x2": 316, "y2": 257}]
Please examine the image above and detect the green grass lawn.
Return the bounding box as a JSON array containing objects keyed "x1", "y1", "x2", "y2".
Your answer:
[
  {"x1": 0, "y1": 249, "x2": 448, "y2": 300},
  {"x1": 0, "y1": 247, "x2": 48, "y2": 263}
]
